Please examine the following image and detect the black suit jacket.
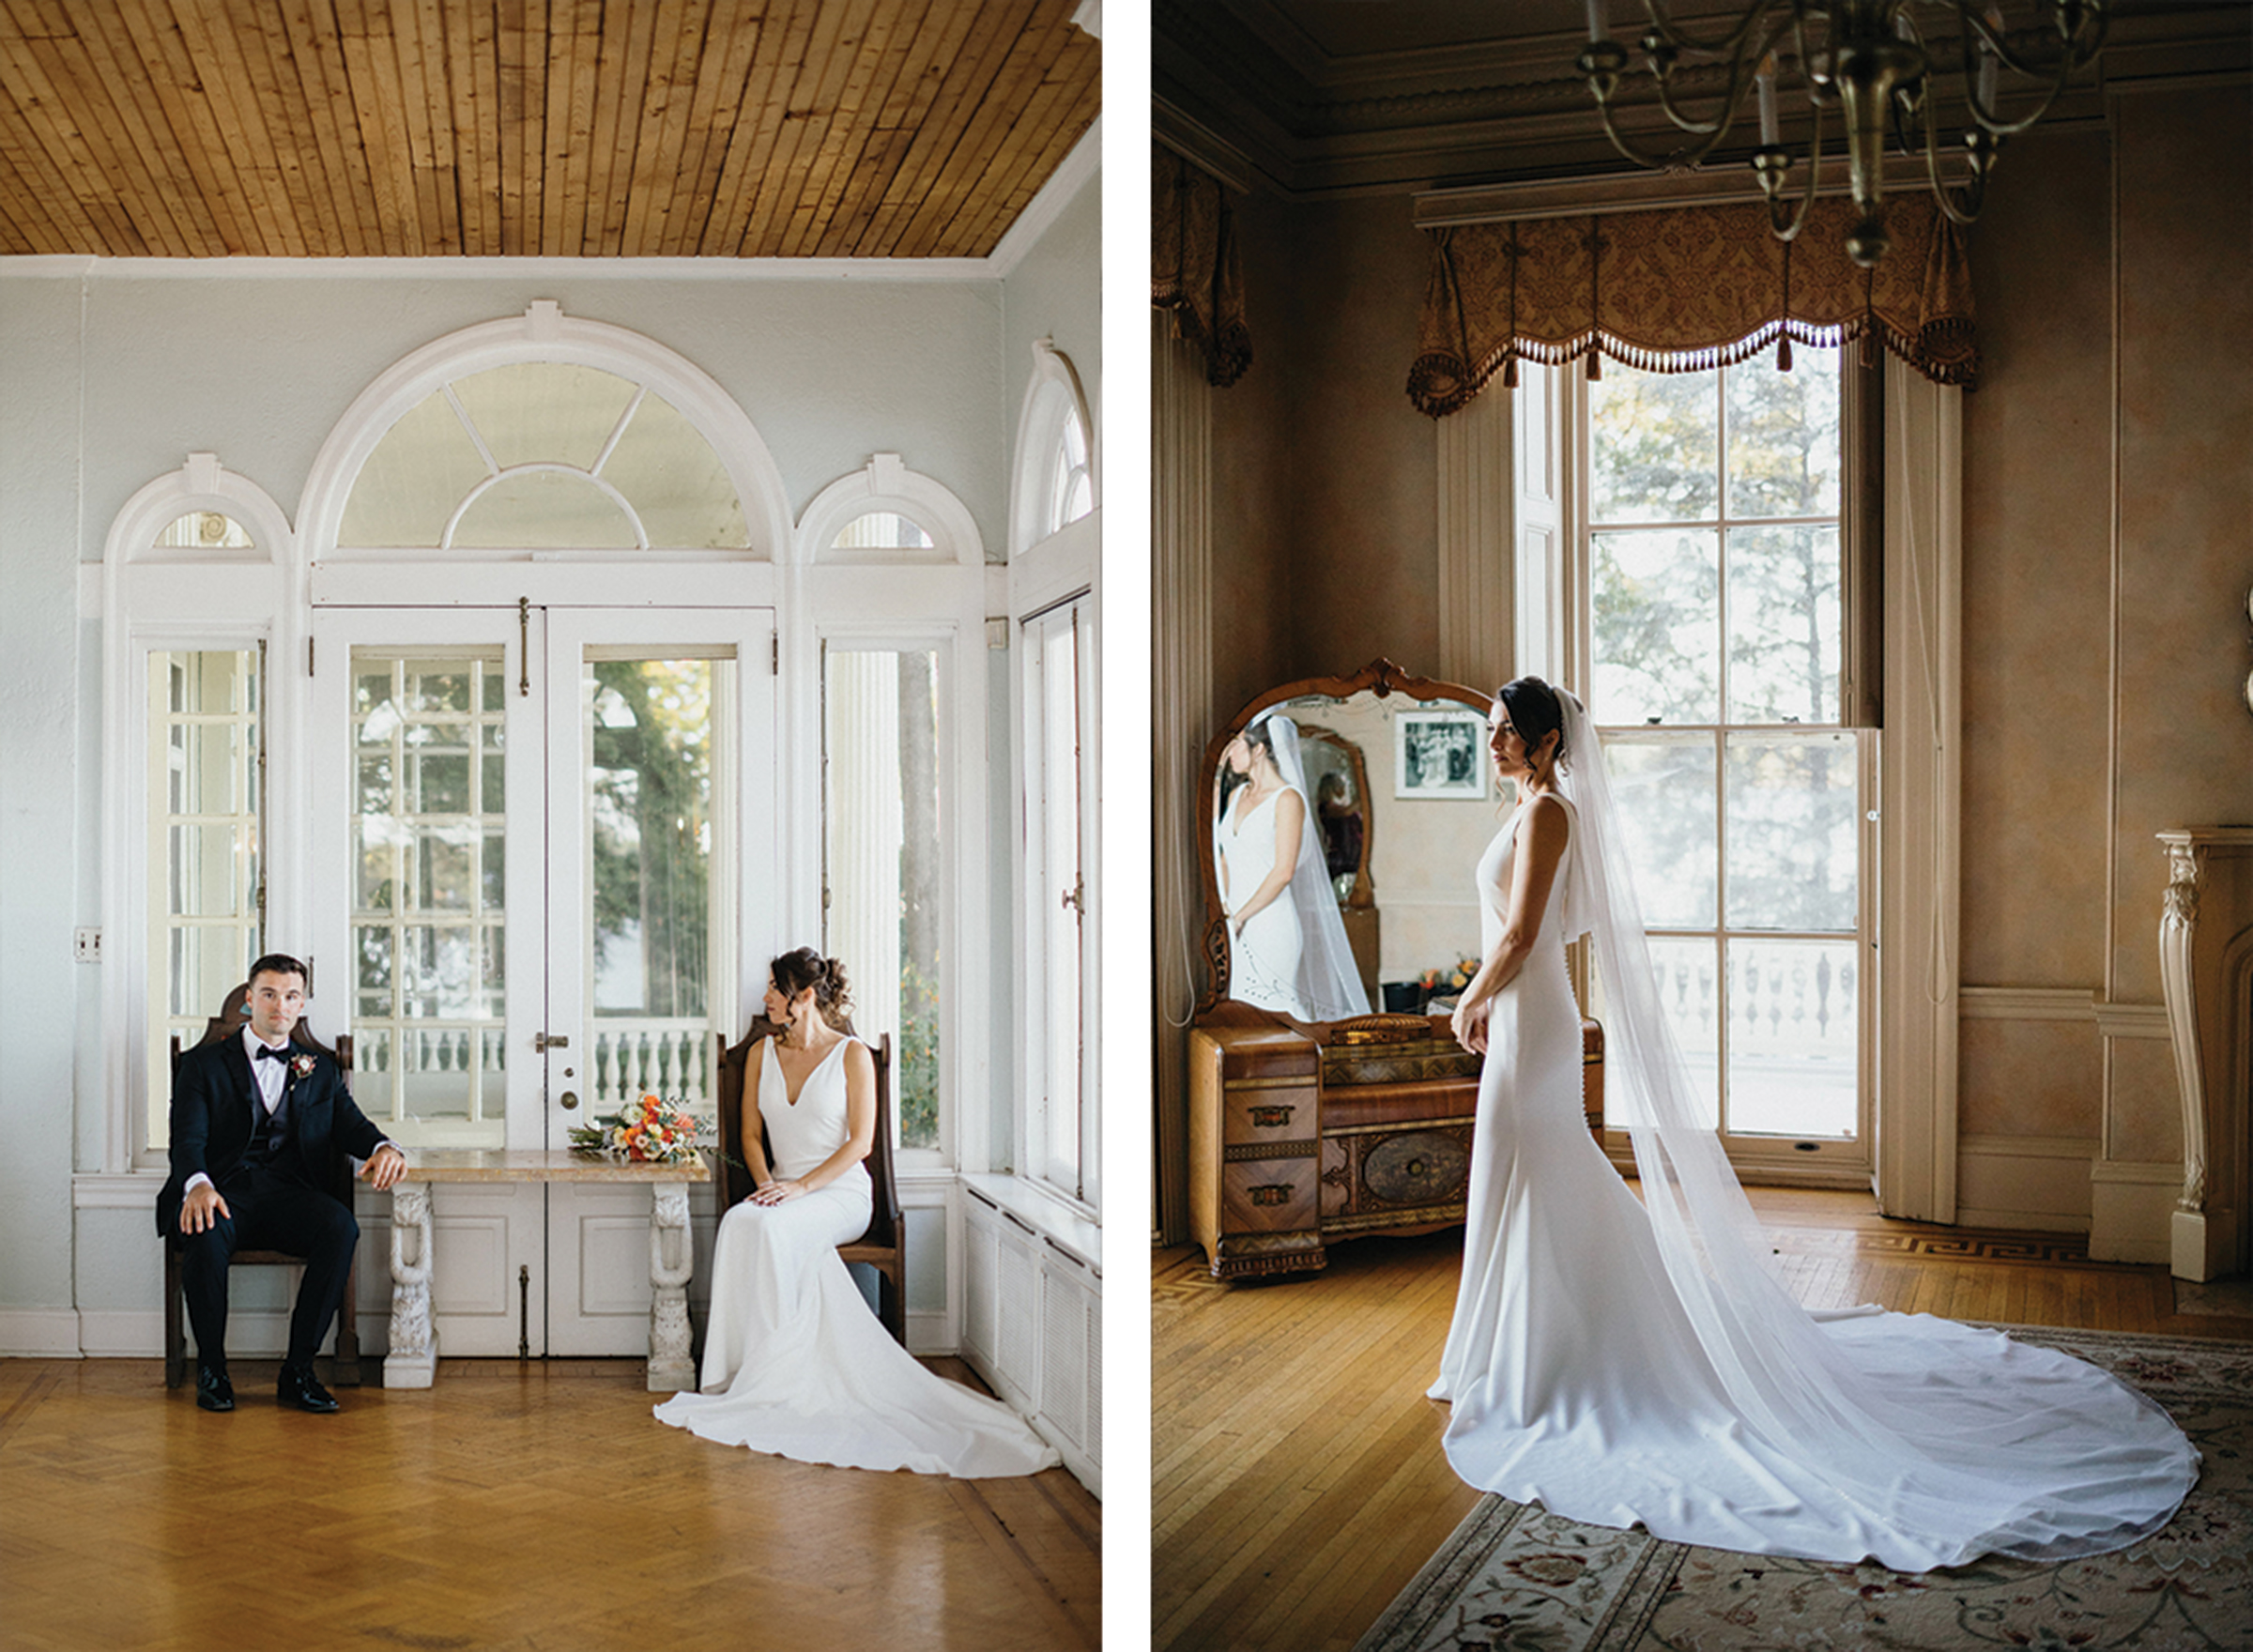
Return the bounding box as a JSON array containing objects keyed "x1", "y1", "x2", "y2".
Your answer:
[{"x1": 155, "y1": 1035, "x2": 389, "y2": 1236}]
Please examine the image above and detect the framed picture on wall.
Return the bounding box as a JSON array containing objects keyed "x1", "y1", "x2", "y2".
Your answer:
[{"x1": 1395, "y1": 708, "x2": 1487, "y2": 800}]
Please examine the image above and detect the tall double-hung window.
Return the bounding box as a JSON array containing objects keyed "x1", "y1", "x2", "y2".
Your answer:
[{"x1": 1582, "y1": 347, "x2": 1871, "y2": 1160}]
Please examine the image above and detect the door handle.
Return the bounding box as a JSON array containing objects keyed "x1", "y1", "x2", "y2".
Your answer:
[
  {"x1": 559, "y1": 1091, "x2": 579, "y2": 1110},
  {"x1": 535, "y1": 1032, "x2": 570, "y2": 1053}
]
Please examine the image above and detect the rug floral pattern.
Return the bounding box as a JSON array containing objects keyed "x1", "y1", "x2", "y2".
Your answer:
[{"x1": 1354, "y1": 1328, "x2": 2252, "y2": 1652}]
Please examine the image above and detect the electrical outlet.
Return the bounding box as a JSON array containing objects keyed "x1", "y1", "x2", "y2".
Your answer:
[{"x1": 73, "y1": 927, "x2": 102, "y2": 962}]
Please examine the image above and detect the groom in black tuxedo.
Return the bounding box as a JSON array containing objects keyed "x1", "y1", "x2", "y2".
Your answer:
[{"x1": 157, "y1": 954, "x2": 406, "y2": 1414}]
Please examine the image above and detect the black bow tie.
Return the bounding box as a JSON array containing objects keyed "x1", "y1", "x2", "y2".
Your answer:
[{"x1": 254, "y1": 1045, "x2": 291, "y2": 1063}]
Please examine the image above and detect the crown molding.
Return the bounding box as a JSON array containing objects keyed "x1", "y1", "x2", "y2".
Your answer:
[{"x1": 1158, "y1": 1, "x2": 2249, "y2": 202}]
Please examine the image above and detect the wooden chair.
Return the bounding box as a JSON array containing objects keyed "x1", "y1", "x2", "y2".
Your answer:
[
  {"x1": 713, "y1": 1017, "x2": 907, "y2": 1344},
  {"x1": 162, "y1": 983, "x2": 363, "y2": 1389}
]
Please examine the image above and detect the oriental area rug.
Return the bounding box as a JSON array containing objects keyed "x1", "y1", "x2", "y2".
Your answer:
[{"x1": 1353, "y1": 1328, "x2": 2253, "y2": 1652}]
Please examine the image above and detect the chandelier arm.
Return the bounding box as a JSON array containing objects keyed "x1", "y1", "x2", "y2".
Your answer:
[
  {"x1": 1633, "y1": 0, "x2": 1783, "y2": 59},
  {"x1": 1920, "y1": 101, "x2": 1984, "y2": 225},
  {"x1": 1965, "y1": 45, "x2": 2080, "y2": 138},
  {"x1": 1767, "y1": 97, "x2": 1828, "y2": 243},
  {"x1": 1591, "y1": 85, "x2": 1737, "y2": 169},
  {"x1": 1963, "y1": 6, "x2": 2110, "y2": 82},
  {"x1": 1648, "y1": 17, "x2": 1801, "y2": 138}
]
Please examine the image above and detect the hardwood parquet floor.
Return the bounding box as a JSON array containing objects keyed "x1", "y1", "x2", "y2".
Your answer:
[
  {"x1": 0, "y1": 1354, "x2": 1098, "y2": 1652},
  {"x1": 1152, "y1": 1185, "x2": 2253, "y2": 1652}
]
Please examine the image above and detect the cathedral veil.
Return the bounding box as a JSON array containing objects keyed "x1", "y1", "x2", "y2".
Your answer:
[
  {"x1": 1261, "y1": 713, "x2": 1371, "y2": 1023},
  {"x1": 1543, "y1": 686, "x2": 2194, "y2": 1565}
]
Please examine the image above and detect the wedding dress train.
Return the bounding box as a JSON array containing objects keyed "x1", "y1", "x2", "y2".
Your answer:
[
  {"x1": 654, "y1": 1036, "x2": 1060, "y2": 1477},
  {"x1": 1433, "y1": 757, "x2": 2196, "y2": 1570}
]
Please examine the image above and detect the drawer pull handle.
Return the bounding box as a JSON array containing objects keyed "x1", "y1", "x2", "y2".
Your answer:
[
  {"x1": 1249, "y1": 1184, "x2": 1293, "y2": 1208},
  {"x1": 1249, "y1": 1104, "x2": 1295, "y2": 1128}
]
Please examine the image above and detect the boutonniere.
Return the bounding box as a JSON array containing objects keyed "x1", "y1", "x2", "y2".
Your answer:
[{"x1": 289, "y1": 1053, "x2": 316, "y2": 1080}]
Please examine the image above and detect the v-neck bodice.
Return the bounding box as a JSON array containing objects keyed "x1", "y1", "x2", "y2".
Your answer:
[{"x1": 759, "y1": 1035, "x2": 859, "y2": 1182}]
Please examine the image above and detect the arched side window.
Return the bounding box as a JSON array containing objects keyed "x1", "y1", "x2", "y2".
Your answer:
[
  {"x1": 794, "y1": 453, "x2": 984, "y2": 567},
  {"x1": 101, "y1": 455, "x2": 298, "y2": 1169},
  {"x1": 1008, "y1": 340, "x2": 1096, "y2": 559},
  {"x1": 301, "y1": 301, "x2": 791, "y2": 561}
]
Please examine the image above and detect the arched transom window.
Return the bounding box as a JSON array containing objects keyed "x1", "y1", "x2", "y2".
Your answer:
[{"x1": 339, "y1": 361, "x2": 748, "y2": 552}]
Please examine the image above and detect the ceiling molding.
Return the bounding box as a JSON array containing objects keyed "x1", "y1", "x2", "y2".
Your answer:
[{"x1": 1158, "y1": 1, "x2": 2249, "y2": 202}]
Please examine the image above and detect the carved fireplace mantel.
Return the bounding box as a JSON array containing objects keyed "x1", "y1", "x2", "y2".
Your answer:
[{"x1": 2159, "y1": 827, "x2": 2253, "y2": 1282}]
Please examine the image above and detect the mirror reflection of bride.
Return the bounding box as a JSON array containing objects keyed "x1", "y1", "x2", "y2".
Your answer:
[{"x1": 1215, "y1": 712, "x2": 1369, "y2": 1022}]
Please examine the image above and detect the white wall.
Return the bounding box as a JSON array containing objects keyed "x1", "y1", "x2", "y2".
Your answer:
[{"x1": 0, "y1": 155, "x2": 1099, "y2": 1347}]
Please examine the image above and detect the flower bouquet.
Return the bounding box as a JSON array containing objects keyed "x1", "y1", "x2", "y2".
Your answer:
[
  {"x1": 1418, "y1": 956, "x2": 1481, "y2": 1009},
  {"x1": 567, "y1": 1093, "x2": 707, "y2": 1165}
]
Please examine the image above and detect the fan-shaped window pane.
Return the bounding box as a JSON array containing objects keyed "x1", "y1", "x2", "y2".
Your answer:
[
  {"x1": 601, "y1": 391, "x2": 748, "y2": 549},
  {"x1": 157, "y1": 512, "x2": 255, "y2": 550},
  {"x1": 342, "y1": 390, "x2": 492, "y2": 548},
  {"x1": 1045, "y1": 407, "x2": 1093, "y2": 538},
  {"x1": 452, "y1": 472, "x2": 639, "y2": 550},
  {"x1": 452, "y1": 363, "x2": 639, "y2": 473},
  {"x1": 831, "y1": 512, "x2": 937, "y2": 554}
]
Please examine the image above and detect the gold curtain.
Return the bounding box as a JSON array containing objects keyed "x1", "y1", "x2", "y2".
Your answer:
[
  {"x1": 1153, "y1": 146, "x2": 1252, "y2": 389},
  {"x1": 1409, "y1": 196, "x2": 1977, "y2": 416}
]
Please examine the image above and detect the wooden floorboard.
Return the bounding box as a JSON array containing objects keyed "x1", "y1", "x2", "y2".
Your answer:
[
  {"x1": 0, "y1": 1354, "x2": 1098, "y2": 1652},
  {"x1": 1153, "y1": 1185, "x2": 2253, "y2": 1652}
]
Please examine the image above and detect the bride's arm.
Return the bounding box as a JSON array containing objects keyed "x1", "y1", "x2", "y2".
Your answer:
[
  {"x1": 1451, "y1": 795, "x2": 1570, "y2": 1052},
  {"x1": 1230, "y1": 788, "x2": 1307, "y2": 933},
  {"x1": 749, "y1": 1041, "x2": 878, "y2": 1204}
]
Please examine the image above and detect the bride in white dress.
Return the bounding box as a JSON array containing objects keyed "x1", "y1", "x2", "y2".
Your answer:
[
  {"x1": 1433, "y1": 677, "x2": 2196, "y2": 1569},
  {"x1": 654, "y1": 950, "x2": 1059, "y2": 1477},
  {"x1": 1216, "y1": 712, "x2": 1369, "y2": 1022}
]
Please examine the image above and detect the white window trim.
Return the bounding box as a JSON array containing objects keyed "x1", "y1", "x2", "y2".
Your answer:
[
  {"x1": 1461, "y1": 357, "x2": 1959, "y2": 1207},
  {"x1": 1007, "y1": 510, "x2": 1101, "y2": 1219},
  {"x1": 99, "y1": 457, "x2": 298, "y2": 1172},
  {"x1": 299, "y1": 300, "x2": 794, "y2": 562},
  {"x1": 794, "y1": 452, "x2": 986, "y2": 568},
  {"x1": 1007, "y1": 338, "x2": 1097, "y2": 560}
]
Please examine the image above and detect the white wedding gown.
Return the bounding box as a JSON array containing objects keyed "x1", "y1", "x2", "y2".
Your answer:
[
  {"x1": 1432, "y1": 801, "x2": 2198, "y2": 1569},
  {"x1": 1218, "y1": 785, "x2": 1309, "y2": 1017},
  {"x1": 653, "y1": 1036, "x2": 1060, "y2": 1477}
]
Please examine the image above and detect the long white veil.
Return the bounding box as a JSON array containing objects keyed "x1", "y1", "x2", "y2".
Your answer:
[
  {"x1": 1263, "y1": 713, "x2": 1371, "y2": 1022},
  {"x1": 1548, "y1": 686, "x2": 2191, "y2": 1562}
]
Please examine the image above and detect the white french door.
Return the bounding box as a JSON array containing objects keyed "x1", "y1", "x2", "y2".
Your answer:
[{"x1": 310, "y1": 603, "x2": 775, "y2": 1355}]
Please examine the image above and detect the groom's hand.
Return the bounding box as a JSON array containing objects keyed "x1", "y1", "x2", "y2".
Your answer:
[
  {"x1": 359, "y1": 1144, "x2": 407, "y2": 1191},
  {"x1": 179, "y1": 1183, "x2": 229, "y2": 1233}
]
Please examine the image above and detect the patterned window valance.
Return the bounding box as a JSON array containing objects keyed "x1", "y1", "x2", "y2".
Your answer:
[
  {"x1": 1408, "y1": 196, "x2": 1978, "y2": 417},
  {"x1": 1153, "y1": 145, "x2": 1253, "y2": 389}
]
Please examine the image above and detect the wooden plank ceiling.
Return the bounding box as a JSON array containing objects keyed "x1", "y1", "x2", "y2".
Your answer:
[{"x1": 0, "y1": 0, "x2": 1099, "y2": 258}]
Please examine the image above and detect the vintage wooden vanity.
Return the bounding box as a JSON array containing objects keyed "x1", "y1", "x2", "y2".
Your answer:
[
  {"x1": 1188, "y1": 659, "x2": 1604, "y2": 1280},
  {"x1": 1188, "y1": 1002, "x2": 1602, "y2": 1279}
]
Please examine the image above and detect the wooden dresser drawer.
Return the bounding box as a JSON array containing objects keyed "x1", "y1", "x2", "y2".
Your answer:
[
  {"x1": 1220, "y1": 1150, "x2": 1319, "y2": 1233},
  {"x1": 1220, "y1": 1079, "x2": 1316, "y2": 1144}
]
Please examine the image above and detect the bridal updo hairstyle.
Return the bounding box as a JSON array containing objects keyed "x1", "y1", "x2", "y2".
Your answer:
[
  {"x1": 1495, "y1": 676, "x2": 1570, "y2": 776},
  {"x1": 771, "y1": 947, "x2": 853, "y2": 1028},
  {"x1": 1218, "y1": 714, "x2": 1280, "y2": 818}
]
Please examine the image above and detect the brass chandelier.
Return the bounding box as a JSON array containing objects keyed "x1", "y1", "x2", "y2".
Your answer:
[{"x1": 1576, "y1": 1, "x2": 2111, "y2": 266}]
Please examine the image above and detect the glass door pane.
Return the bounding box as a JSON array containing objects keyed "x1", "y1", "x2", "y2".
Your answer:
[
  {"x1": 583, "y1": 654, "x2": 733, "y2": 1118},
  {"x1": 347, "y1": 650, "x2": 510, "y2": 1147}
]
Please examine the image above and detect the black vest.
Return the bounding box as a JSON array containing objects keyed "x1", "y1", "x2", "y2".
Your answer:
[{"x1": 245, "y1": 1062, "x2": 302, "y2": 1175}]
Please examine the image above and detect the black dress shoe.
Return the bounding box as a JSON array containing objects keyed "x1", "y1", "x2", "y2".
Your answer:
[
  {"x1": 194, "y1": 1367, "x2": 235, "y2": 1413},
  {"x1": 276, "y1": 1365, "x2": 340, "y2": 1414}
]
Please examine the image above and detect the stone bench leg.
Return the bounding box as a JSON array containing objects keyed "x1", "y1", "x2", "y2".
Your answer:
[
  {"x1": 387, "y1": 1182, "x2": 437, "y2": 1389},
  {"x1": 648, "y1": 1184, "x2": 695, "y2": 1392}
]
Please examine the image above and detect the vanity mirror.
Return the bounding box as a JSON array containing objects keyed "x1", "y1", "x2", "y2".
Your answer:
[
  {"x1": 1197, "y1": 658, "x2": 1497, "y2": 1019},
  {"x1": 1187, "y1": 660, "x2": 1602, "y2": 1280}
]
